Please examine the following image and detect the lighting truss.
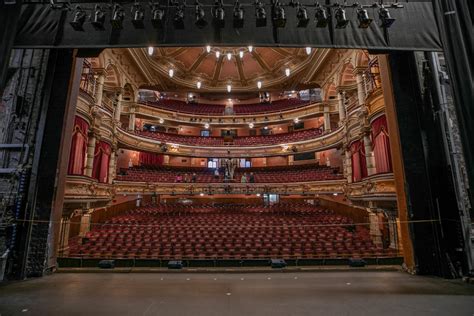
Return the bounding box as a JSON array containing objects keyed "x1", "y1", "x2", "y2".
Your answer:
[{"x1": 64, "y1": 1, "x2": 403, "y2": 31}]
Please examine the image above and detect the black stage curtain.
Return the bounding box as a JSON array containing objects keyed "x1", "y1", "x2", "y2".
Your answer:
[{"x1": 14, "y1": 0, "x2": 441, "y2": 50}]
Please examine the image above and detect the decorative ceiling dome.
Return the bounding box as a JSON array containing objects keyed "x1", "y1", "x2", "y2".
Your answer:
[{"x1": 134, "y1": 47, "x2": 324, "y2": 92}]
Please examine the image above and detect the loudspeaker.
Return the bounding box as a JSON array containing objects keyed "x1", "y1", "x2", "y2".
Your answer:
[
  {"x1": 98, "y1": 260, "x2": 115, "y2": 269},
  {"x1": 168, "y1": 260, "x2": 183, "y2": 269},
  {"x1": 348, "y1": 258, "x2": 367, "y2": 267},
  {"x1": 270, "y1": 259, "x2": 287, "y2": 268}
]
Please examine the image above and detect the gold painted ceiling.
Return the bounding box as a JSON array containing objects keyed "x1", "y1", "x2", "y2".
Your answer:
[{"x1": 127, "y1": 47, "x2": 331, "y2": 93}]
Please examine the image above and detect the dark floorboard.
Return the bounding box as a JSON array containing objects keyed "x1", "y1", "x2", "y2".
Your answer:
[{"x1": 1, "y1": 271, "x2": 474, "y2": 316}]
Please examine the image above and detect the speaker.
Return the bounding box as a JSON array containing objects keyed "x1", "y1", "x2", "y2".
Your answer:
[
  {"x1": 98, "y1": 260, "x2": 115, "y2": 269},
  {"x1": 167, "y1": 260, "x2": 183, "y2": 269},
  {"x1": 270, "y1": 259, "x2": 287, "y2": 268},
  {"x1": 348, "y1": 258, "x2": 367, "y2": 267}
]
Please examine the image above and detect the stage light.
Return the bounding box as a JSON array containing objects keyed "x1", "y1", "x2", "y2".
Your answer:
[
  {"x1": 111, "y1": 4, "x2": 125, "y2": 30},
  {"x1": 197, "y1": 81, "x2": 202, "y2": 89},
  {"x1": 314, "y1": 3, "x2": 329, "y2": 28},
  {"x1": 148, "y1": 47, "x2": 154, "y2": 56},
  {"x1": 334, "y1": 6, "x2": 349, "y2": 29},
  {"x1": 357, "y1": 7, "x2": 372, "y2": 28},
  {"x1": 151, "y1": 4, "x2": 165, "y2": 29},
  {"x1": 285, "y1": 68, "x2": 290, "y2": 77},
  {"x1": 379, "y1": 6, "x2": 395, "y2": 28},
  {"x1": 204, "y1": 123, "x2": 210, "y2": 129},
  {"x1": 169, "y1": 69, "x2": 174, "y2": 77},
  {"x1": 227, "y1": 84, "x2": 232, "y2": 92},
  {"x1": 272, "y1": 2, "x2": 286, "y2": 28},
  {"x1": 92, "y1": 4, "x2": 106, "y2": 30},
  {"x1": 248, "y1": 45, "x2": 253, "y2": 52},
  {"x1": 213, "y1": 0, "x2": 225, "y2": 28},
  {"x1": 227, "y1": 52, "x2": 232, "y2": 60},
  {"x1": 174, "y1": 5, "x2": 185, "y2": 29},
  {"x1": 305, "y1": 46, "x2": 312, "y2": 55},
  {"x1": 296, "y1": 5, "x2": 309, "y2": 28},
  {"x1": 131, "y1": 3, "x2": 145, "y2": 29},
  {"x1": 216, "y1": 51, "x2": 221, "y2": 58},
  {"x1": 70, "y1": 6, "x2": 86, "y2": 31},
  {"x1": 206, "y1": 45, "x2": 211, "y2": 53},
  {"x1": 239, "y1": 51, "x2": 244, "y2": 58},
  {"x1": 255, "y1": 1, "x2": 267, "y2": 27},
  {"x1": 195, "y1": 3, "x2": 208, "y2": 28},
  {"x1": 233, "y1": 0, "x2": 244, "y2": 28},
  {"x1": 257, "y1": 81, "x2": 262, "y2": 89}
]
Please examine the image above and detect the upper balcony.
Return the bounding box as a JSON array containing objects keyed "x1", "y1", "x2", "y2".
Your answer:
[{"x1": 116, "y1": 125, "x2": 345, "y2": 158}]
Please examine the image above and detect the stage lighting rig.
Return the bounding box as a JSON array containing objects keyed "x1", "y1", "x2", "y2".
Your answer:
[
  {"x1": 314, "y1": 3, "x2": 329, "y2": 28},
  {"x1": 111, "y1": 4, "x2": 125, "y2": 30},
  {"x1": 150, "y1": 3, "x2": 165, "y2": 28},
  {"x1": 379, "y1": 5, "x2": 396, "y2": 27},
  {"x1": 195, "y1": 2, "x2": 208, "y2": 28},
  {"x1": 70, "y1": 5, "x2": 86, "y2": 31},
  {"x1": 272, "y1": 1, "x2": 286, "y2": 28},
  {"x1": 91, "y1": 4, "x2": 106, "y2": 30},
  {"x1": 212, "y1": 0, "x2": 225, "y2": 28},
  {"x1": 131, "y1": 3, "x2": 145, "y2": 28},
  {"x1": 233, "y1": 0, "x2": 244, "y2": 28},
  {"x1": 357, "y1": 6, "x2": 372, "y2": 28},
  {"x1": 334, "y1": 4, "x2": 349, "y2": 28},
  {"x1": 174, "y1": 4, "x2": 185, "y2": 29},
  {"x1": 255, "y1": 0, "x2": 267, "y2": 27},
  {"x1": 296, "y1": 3, "x2": 309, "y2": 28}
]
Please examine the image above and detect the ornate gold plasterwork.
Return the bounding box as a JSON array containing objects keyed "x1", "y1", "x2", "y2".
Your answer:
[
  {"x1": 64, "y1": 175, "x2": 115, "y2": 202},
  {"x1": 345, "y1": 173, "x2": 396, "y2": 200}
]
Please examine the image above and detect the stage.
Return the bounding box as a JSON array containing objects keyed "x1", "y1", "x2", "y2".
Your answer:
[{"x1": 1, "y1": 271, "x2": 473, "y2": 315}]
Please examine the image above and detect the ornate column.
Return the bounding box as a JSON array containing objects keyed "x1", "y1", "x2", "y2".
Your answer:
[
  {"x1": 95, "y1": 72, "x2": 106, "y2": 107},
  {"x1": 114, "y1": 89, "x2": 123, "y2": 123},
  {"x1": 84, "y1": 131, "x2": 97, "y2": 177},
  {"x1": 368, "y1": 208, "x2": 383, "y2": 247},
  {"x1": 108, "y1": 142, "x2": 117, "y2": 184},
  {"x1": 57, "y1": 216, "x2": 71, "y2": 257},
  {"x1": 79, "y1": 212, "x2": 92, "y2": 237},
  {"x1": 345, "y1": 148, "x2": 352, "y2": 183},
  {"x1": 355, "y1": 71, "x2": 366, "y2": 106},
  {"x1": 363, "y1": 132, "x2": 377, "y2": 176},
  {"x1": 128, "y1": 105, "x2": 136, "y2": 131},
  {"x1": 337, "y1": 91, "x2": 346, "y2": 125},
  {"x1": 323, "y1": 105, "x2": 331, "y2": 131}
]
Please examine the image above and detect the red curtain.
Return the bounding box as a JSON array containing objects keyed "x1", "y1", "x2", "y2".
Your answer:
[
  {"x1": 68, "y1": 116, "x2": 89, "y2": 175},
  {"x1": 350, "y1": 140, "x2": 367, "y2": 182},
  {"x1": 371, "y1": 115, "x2": 392, "y2": 173},
  {"x1": 92, "y1": 141, "x2": 111, "y2": 183},
  {"x1": 139, "y1": 152, "x2": 164, "y2": 166}
]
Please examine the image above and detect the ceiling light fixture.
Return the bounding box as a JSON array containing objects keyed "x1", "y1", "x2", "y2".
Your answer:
[
  {"x1": 285, "y1": 68, "x2": 291, "y2": 77},
  {"x1": 227, "y1": 84, "x2": 232, "y2": 93},
  {"x1": 239, "y1": 51, "x2": 244, "y2": 58},
  {"x1": 227, "y1": 52, "x2": 232, "y2": 60},
  {"x1": 216, "y1": 51, "x2": 221, "y2": 58},
  {"x1": 197, "y1": 81, "x2": 202, "y2": 89},
  {"x1": 169, "y1": 69, "x2": 174, "y2": 77},
  {"x1": 206, "y1": 45, "x2": 211, "y2": 53},
  {"x1": 305, "y1": 46, "x2": 312, "y2": 55},
  {"x1": 257, "y1": 81, "x2": 262, "y2": 89},
  {"x1": 148, "y1": 46, "x2": 154, "y2": 56}
]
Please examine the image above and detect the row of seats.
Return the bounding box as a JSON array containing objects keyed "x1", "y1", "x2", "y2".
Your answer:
[
  {"x1": 115, "y1": 164, "x2": 343, "y2": 183},
  {"x1": 67, "y1": 203, "x2": 397, "y2": 260},
  {"x1": 143, "y1": 98, "x2": 309, "y2": 115},
  {"x1": 136, "y1": 127, "x2": 323, "y2": 147}
]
